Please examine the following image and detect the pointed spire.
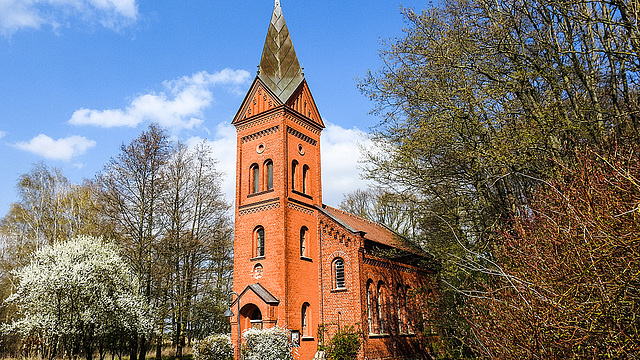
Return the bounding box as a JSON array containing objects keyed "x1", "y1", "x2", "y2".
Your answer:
[{"x1": 258, "y1": 0, "x2": 304, "y2": 102}]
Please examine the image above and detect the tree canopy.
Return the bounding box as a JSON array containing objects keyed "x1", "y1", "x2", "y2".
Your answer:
[
  {"x1": 359, "y1": 0, "x2": 640, "y2": 356},
  {"x1": 3, "y1": 235, "x2": 152, "y2": 360}
]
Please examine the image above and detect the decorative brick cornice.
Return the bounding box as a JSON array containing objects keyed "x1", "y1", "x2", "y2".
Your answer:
[
  {"x1": 238, "y1": 199, "x2": 281, "y2": 216},
  {"x1": 241, "y1": 125, "x2": 280, "y2": 143},
  {"x1": 287, "y1": 126, "x2": 317, "y2": 146},
  {"x1": 321, "y1": 222, "x2": 353, "y2": 247},
  {"x1": 287, "y1": 201, "x2": 315, "y2": 215},
  {"x1": 236, "y1": 110, "x2": 281, "y2": 132},
  {"x1": 287, "y1": 115, "x2": 322, "y2": 135}
]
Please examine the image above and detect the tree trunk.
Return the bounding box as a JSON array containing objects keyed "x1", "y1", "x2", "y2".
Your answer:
[
  {"x1": 129, "y1": 336, "x2": 138, "y2": 360},
  {"x1": 139, "y1": 335, "x2": 147, "y2": 360},
  {"x1": 155, "y1": 329, "x2": 163, "y2": 360}
]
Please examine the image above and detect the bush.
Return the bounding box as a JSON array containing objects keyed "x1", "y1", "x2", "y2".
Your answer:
[
  {"x1": 193, "y1": 334, "x2": 233, "y2": 360},
  {"x1": 242, "y1": 326, "x2": 294, "y2": 360},
  {"x1": 326, "y1": 326, "x2": 361, "y2": 360}
]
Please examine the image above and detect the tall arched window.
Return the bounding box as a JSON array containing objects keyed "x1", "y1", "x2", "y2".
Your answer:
[
  {"x1": 407, "y1": 285, "x2": 414, "y2": 334},
  {"x1": 300, "y1": 227, "x2": 308, "y2": 257},
  {"x1": 377, "y1": 281, "x2": 385, "y2": 334},
  {"x1": 302, "y1": 165, "x2": 309, "y2": 194},
  {"x1": 265, "y1": 160, "x2": 273, "y2": 191},
  {"x1": 301, "y1": 303, "x2": 310, "y2": 336},
  {"x1": 366, "y1": 280, "x2": 374, "y2": 334},
  {"x1": 251, "y1": 163, "x2": 260, "y2": 194},
  {"x1": 254, "y1": 226, "x2": 265, "y2": 258},
  {"x1": 333, "y1": 258, "x2": 345, "y2": 289},
  {"x1": 397, "y1": 285, "x2": 406, "y2": 334},
  {"x1": 291, "y1": 160, "x2": 298, "y2": 190}
]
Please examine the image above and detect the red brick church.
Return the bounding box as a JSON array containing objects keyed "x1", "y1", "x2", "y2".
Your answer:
[{"x1": 229, "y1": 2, "x2": 438, "y2": 359}]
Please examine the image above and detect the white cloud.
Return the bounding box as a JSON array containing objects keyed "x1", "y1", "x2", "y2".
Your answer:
[
  {"x1": 69, "y1": 69, "x2": 251, "y2": 130},
  {"x1": 0, "y1": 131, "x2": 6, "y2": 140},
  {"x1": 320, "y1": 122, "x2": 373, "y2": 206},
  {"x1": 208, "y1": 121, "x2": 372, "y2": 208},
  {"x1": 207, "y1": 123, "x2": 239, "y2": 206},
  {"x1": 0, "y1": 0, "x2": 138, "y2": 36},
  {"x1": 14, "y1": 134, "x2": 96, "y2": 161}
]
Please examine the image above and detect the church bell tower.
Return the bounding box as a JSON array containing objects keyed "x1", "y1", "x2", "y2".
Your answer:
[{"x1": 230, "y1": 1, "x2": 325, "y2": 359}]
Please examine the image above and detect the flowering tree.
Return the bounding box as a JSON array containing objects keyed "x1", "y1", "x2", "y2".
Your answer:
[
  {"x1": 3, "y1": 235, "x2": 152, "y2": 360},
  {"x1": 242, "y1": 326, "x2": 294, "y2": 360},
  {"x1": 193, "y1": 334, "x2": 233, "y2": 360}
]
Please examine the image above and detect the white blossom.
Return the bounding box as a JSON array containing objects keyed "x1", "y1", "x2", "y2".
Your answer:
[
  {"x1": 3, "y1": 235, "x2": 152, "y2": 355},
  {"x1": 242, "y1": 326, "x2": 294, "y2": 360}
]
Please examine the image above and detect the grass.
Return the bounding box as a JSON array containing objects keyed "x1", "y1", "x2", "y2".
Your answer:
[{"x1": 0, "y1": 347, "x2": 194, "y2": 360}]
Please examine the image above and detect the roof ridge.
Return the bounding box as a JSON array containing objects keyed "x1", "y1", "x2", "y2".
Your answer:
[{"x1": 323, "y1": 204, "x2": 384, "y2": 228}]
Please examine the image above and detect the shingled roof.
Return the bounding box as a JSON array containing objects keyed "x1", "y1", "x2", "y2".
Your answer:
[{"x1": 318, "y1": 205, "x2": 427, "y2": 257}]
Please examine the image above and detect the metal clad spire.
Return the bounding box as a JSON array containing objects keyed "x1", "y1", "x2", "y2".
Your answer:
[{"x1": 258, "y1": 0, "x2": 304, "y2": 102}]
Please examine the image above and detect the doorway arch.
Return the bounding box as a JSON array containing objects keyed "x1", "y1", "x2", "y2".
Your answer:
[{"x1": 240, "y1": 303, "x2": 263, "y2": 332}]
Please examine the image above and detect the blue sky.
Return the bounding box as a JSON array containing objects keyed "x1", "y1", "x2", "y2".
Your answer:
[{"x1": 0, "y1": 0, "x2": 426, "y2": 216}]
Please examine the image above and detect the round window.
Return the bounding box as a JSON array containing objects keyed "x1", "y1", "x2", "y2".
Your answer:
[{"x1": 253, "y1": 263, "x2": 264, "y2": 279}]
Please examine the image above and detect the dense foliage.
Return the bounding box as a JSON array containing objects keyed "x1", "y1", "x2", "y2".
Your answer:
[
  {"x1": 358, "y1": 0, "x2": 640, "y2": 356},
  {"x1": 242, "y1": 326, "x2": 294, "y2": 360},
  {"x1": 463, "y1": 144, "x2": 640, "y2": 358},
  {"x1": 193, "y1": 334, "x2": 233, "y2": 360},
  {"x1": 2, "y1": 236, "x2": 152, "y2": 360},
  {"x1": 325, "y1": 325, "x2": 361, "y2": 360}
]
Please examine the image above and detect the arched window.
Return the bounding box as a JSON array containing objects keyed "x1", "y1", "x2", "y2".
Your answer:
[
  {"x1": 366, "y1": 280, "x2": 374, "y2": 334},
  {"x1": 251, "y1": 163, "x2": 260, "y2": 194},
  {"x1": 333, "y1": 258, "x2": 345, "y2": 289},
  {"x1": 397, "y1": 285, "x2": 406, "y2": 334},
  {"x1": 300, "y1": 227, "x2": 308, "y2": 258},
  {"x1": 254, "y1": 227, "x2": 265, "y2": 258},
  {"x1": 301, "y1": 303, "x2": 310, "y2": 336},
  {"x1": 265, "y1": 160, "x2": 273, "y2": 191},
  {"x1": 377, "y1": 281, "x2": 385, "y2": 334},
  {"x1": 291, "y1": 160, "x2": 298, "y2": 190},
  {"x1": 302, "y1": 165, "x2": 309, "y2": 194}
]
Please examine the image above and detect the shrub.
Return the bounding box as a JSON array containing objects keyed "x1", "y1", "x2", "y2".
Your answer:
[
  {"x1": 242, "y1": 326, "x2": 294, "y2": 360},
  {"x1": 326, "y1": 325, "x2": 361, "y2": 360},
  {"x1": 193, "y1": 334, "x2": 233, "y2": 360}
]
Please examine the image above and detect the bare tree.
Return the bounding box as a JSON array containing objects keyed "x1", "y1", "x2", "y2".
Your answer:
[{"x1": 98, "y1": 124, "x2": 171, "y2": 360}]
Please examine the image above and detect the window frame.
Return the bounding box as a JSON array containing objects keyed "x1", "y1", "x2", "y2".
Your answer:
[
  {"x1": 265, "y1": 159, "x2": 274, "y2": 191},
  {"x1": 301, "y1": 302, "x2": 310, "y2": 336},
  {"x1": 250, "y1": 163, "x2": 260, "y2": 194},
  {"x1": 254, "y1": 226, "x2": 265, "y2": 258},
  {"x1": 377, "y1": 281, "x2": 386, "y2": 334},
  {"x1": 332, "y1": 258, "x2": 346, "y2": 290},
  {"x1": 302, "y1": 164, "x2": 310, "y2": 194},
  {"x1": 291, "y1": 160, "x2": 298, "y2": 191},
  {"x1": 300, "y1": 226, "x2": 308, "y2": 258},
  {"x1": 366, "y1": 280, "x2": 374, "y2": 334}
]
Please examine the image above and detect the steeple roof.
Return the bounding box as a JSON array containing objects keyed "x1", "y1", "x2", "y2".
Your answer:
[{"x1": 258, "y1": 0, "x2": 305, "y2": 103}]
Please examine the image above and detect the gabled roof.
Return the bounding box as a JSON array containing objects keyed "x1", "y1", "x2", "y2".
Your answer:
[
  {"x1": 257, "y1": 0, "x2": 305, "y2": 103},
  {"x1": 318, "y1": 205, "x2": 427, "y2": 257},
  {"x1": 233, "y1": 283, "x2": 280, "y2": 306}
]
